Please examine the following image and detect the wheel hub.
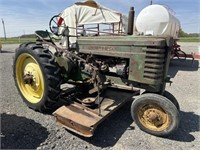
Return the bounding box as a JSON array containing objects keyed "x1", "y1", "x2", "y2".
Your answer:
[
  {"x1": 23, "y1": 62, "x2": 41, "y2": 91},
  {"x1": 144, "y1": 109, "x2": 164, "y2": 127},
  {"x1": 23, "y1": 73, "x2": 33, "y2": 85},
  {"x1": 138, "y1": 104, "x2": 170, "y2": 131}
]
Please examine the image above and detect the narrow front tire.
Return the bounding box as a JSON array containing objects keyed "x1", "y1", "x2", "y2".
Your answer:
[{"x1": 131, "y1": 93, "x2": 179, "y2": 137}]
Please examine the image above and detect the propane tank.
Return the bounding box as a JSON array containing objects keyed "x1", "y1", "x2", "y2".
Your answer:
[{"x1": 136, "y1": 4, "x2": 180, "y2": 39}]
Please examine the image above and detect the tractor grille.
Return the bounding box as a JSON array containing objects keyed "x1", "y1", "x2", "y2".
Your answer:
[{"x1": 143, "y1": 48, "x2": 166, "y2": 80}]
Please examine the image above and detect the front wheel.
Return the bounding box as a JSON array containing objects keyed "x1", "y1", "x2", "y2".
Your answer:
[
  {"x1": 13, "y1": 42, "x2": 62, "y2": 112},
  {"x1": 131, "y1": 93, "x2": 179, "y2": 137},
  {"x1": 163, "y1": 91, "x2": 180, "y2": 110}
]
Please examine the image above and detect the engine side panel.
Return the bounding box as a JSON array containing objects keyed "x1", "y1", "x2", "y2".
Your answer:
[{"x1": 77, "y1": 36, "x2": 172, "y2": 93}]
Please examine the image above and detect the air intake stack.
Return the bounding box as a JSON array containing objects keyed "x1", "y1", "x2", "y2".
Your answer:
[{"x1": 127, "y1": 7, "x2": 135, "y2": 35}]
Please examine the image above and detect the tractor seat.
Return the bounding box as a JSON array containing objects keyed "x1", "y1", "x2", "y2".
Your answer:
[{"x1": 35, "y1": 30, "x2": 61, "y2": 41}]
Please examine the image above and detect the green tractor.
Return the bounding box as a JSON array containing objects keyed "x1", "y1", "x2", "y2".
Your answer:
[{"x1": 13, "y1": 4, "x2": 179, "y2": 137}]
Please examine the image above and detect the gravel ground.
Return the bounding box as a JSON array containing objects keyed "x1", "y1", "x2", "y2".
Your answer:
[{"x1": 0, "y1": 43, "x2": 200, "y2": 150}]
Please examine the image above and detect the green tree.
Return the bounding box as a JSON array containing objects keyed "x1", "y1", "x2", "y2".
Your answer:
[{"x1": 178, "y1": 28, "x2": 188, "y2": 37}]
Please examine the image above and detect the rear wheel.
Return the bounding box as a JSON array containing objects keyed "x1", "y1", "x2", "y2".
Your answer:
[
  {"x1": 13, "y1": 42, "x2": 62, "y2": 112},
  {"x1": 131, "y1": 93, "x2": 179, "y2": 137}
]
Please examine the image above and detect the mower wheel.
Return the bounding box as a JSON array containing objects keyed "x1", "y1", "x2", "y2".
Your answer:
[
  {"x1": 131, "y1": 93, "x2": 179, "y2": 137},
  {"x1": 13, "y1": 42, "x2": 62, "y2": 112}
]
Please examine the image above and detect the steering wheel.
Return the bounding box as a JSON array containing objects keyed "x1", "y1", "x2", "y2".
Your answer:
[{"x1": 49, "y1": 14, "x2": 64, "y2": 35}]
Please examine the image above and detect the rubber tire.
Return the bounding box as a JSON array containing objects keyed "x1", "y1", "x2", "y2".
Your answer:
[
  {"x1": 142, "y1": 91, "x2": 180, "y2": 111},
  {"x1": 13, "y1": 42, "x2": 62, "y2": 112},
  {"x1": 163, "y1": 91, "x2": 180, "y2": 111},
  {"x1": 131, "y1": 93, "x2": 179, "y2": 137}
]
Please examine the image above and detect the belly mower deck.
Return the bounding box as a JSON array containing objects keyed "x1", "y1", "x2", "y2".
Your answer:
[{"x1": 53, "y1": 87, "x2": 140, "y2": 137}]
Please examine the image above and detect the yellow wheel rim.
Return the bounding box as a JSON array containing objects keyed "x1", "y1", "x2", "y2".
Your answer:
[
  {"x1": 16, "y1": 53, "x2": 44, "y2": 103},
  {"x1": 138, "y1": 104, "x2": 170, "y2": 131}
]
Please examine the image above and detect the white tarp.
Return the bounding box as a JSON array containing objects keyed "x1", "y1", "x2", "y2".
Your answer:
[{"x1": 59, "y1": 0, "x2": 128, "y2": 45}]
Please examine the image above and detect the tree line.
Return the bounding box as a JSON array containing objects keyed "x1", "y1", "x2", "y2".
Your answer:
[{"x1": 179, "y1": 28, "x2": 200, "y2": 37}]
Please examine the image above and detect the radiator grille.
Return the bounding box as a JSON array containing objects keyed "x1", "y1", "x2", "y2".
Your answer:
[{"x1": 143, "y1": 48, "x2": 166, "y2": 80}]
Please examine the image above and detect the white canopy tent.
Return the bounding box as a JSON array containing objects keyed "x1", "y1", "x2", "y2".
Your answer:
[{"x1": 58, "y1": 0, "x2": 128, "y2": 45}]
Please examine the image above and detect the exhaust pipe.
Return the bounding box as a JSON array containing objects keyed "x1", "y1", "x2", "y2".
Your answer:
[{"x1": 127, "y1": 7, "x2": 135, "y2": 35}]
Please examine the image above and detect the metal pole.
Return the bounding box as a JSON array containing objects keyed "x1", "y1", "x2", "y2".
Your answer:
[
  {"x1": 2, "y1": 19, "x2": 6, "y2": 39},
  {"x1": 97, "y1": 82, "x2": 101, "y2": 116}
]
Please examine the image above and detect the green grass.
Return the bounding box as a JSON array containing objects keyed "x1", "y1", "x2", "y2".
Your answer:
[
  {"x1": 1, "y1": 36, "x2": 199, "y2": 44},
  {"x1": 178, "y1": 37, "x2": 200, "y2": 42},
  {"x1": 0, "y1": 37, "x2": 36, "y2": 44}
]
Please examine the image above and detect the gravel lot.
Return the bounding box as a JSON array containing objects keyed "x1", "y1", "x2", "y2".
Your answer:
[{"x1": 0, "y1": 43, "x2": 200, "y2": 150}]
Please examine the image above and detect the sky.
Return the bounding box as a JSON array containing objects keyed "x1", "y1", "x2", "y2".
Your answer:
[{"x1": 0, "y1": 0, "x2": 199, "y2": 37}]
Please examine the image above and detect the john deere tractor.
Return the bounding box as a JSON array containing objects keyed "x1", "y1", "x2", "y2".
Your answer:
[{"x1": 13, "y1": 6, "x2": 179, "y2": 137}]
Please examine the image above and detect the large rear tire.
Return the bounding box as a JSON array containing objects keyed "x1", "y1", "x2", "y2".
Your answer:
[
  {"x1": 13, "y1": 42, "x2": 62, "y2": 112},
  {"x1": 131, "y1": 93, "x2": 179, "y2": 137}
]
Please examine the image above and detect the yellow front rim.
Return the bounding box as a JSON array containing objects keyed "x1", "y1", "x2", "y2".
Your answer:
[
  {"x1": 138, "y1": 104, "x2": 170, "y2": 131},
  {"x1": 16, "y1": 53, "x2": 44, "y2": 103}
]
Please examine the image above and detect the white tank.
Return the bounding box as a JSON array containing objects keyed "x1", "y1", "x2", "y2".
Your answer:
[{"x1": 136, "y1": 4, "x2": 180, "y2": 39}]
